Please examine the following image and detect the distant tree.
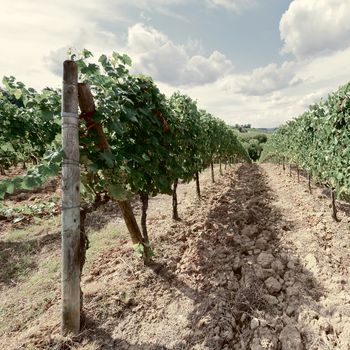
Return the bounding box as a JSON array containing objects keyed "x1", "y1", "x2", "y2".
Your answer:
[
  {"x1": 254, "y1": 134, "x2": 268, "y2": 143},
  {"x1": 238, "y1": 126, "x2": 249, "y2": 133},
  {"x1": 247, "y1": 139, "x2": 262, "y2": 161}
]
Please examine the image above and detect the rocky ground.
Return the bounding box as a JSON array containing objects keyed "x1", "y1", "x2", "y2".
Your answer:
[{"x1": 1, "y1": 163, "x2": 350, "y2": 349}]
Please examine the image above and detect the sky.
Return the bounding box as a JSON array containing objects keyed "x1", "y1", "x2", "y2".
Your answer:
[{"x1": 1, "y1": 0, "x2": 350, "y2": 127}]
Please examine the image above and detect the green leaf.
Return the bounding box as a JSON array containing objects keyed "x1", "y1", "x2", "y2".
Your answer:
[
  {"x1": 41, "y1": 108, "x2": 54, "y2": 121},
  {"x1": 6, "y1": 182, "x2": 15, "y2": 194},
  {"x1": 99, "y1": 151, "x2": 115, "y2": 168},
  {"x1": 121, "y1": 54, "x2": 132, "y2": 66},
  {"x1": 81, "y1": 63, "x2": 99, "y2": 75},
  {"x1": 14, "y1": 89, "x2": 22, "y2": 100},
  {"x1": 124, "y1": 108, "x2": 138, "y2": 123},
  {"x1": 107, "y1": 184, "x2": 129, "y2": 200},
  {"x1": 87, "y1": 163, "x2": 99, "y2": 172},
  {"x1": 82, "y1": 49, "x2": 93, "y2": 59},
  {"x1": 132, "y1": 243, "x2": 144, "y2": 258},
  {"x1": 142, "y1": 153, "x2": 150, "y2": 161},
  {"x1": 98, "y1": 54, "x2": 108, "y2": 67},
  {"x1": 1, "y1": 142, "x2": 15, "y2": 152}
]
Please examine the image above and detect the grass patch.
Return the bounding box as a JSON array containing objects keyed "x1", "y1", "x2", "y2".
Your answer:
[
  {"x1": 28, "y1": 257, "x2": 60, "y2": 288},
  {"x1": 0, "y1": 217, "x2": 60, "y2": 285},
  {"x1": 0, "y1": 253, "x2": 35, "y2": 283},
  {"x1": 85, "y1": 221, "x2": 124, "y2": 268},
  {"x1": 2, "y1": 216, "x2": 60, "y2": 242},
  {"x1": 3, "y1": 229, "x2": 31, "y2": 242},
  {"x1": 0, "y1": 211, "x2": 126, "y2": 349},
  {"x1": 0, "y1": 253, "x2": 60, "y2": 336}
]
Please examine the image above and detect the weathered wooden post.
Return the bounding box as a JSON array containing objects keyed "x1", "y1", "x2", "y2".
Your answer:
[
  {"x1": 210, "y1": 161, "x2": 215, "y2": 183},
  {"x1": 331, "y1": 189, "x2": 340, "y2": 222},
  {"x1": 308, "y1": 173, "x2": 312, "y2": 194},
  {"x1": 297, "y1": 165, "x2": 300, "y2": 182},
  {"x1": 61, "y1": 60, "x2": 81, "y2": 335},
  {"x1": 195, "y1": 171, "x2": 201, "y2": 199},
  {"x1": 172, "y1": 178, "x2": 180, "y2": 220}
]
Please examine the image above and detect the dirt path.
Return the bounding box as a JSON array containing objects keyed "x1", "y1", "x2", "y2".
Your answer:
[
  {"x1": 261, "y1": 164, "x2": 350, "y2": 350},
  {"x1": 3, "y1": 163, "x2": 350, "y2": 350}
]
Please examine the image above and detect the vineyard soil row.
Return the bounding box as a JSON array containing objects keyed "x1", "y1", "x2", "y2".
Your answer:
[{"x1": 1, "y1": 164, "x2": 349, "y2": 349}]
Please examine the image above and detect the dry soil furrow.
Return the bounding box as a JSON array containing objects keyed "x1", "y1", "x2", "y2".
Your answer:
[{"x1": 4, "y1": 163, "x2": 350, "y2": 350}]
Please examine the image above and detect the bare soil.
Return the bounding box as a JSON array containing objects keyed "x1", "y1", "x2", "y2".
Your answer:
[{"x1": 1, "y1": 163, "x2": 349, "y2": 349}]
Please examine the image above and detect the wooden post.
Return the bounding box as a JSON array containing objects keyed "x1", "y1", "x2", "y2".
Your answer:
[
  {"x1": 331, "y1": 189, "x2": 340, "y2": 222},
  {"x1": 61, "y1": 60, "x2": 80, "y2": 335},
  {"x1": 297, "y1": 165, "x2": 300, "y2": 182},
  {"x1": 195, "y1": 171, "x2": 201, "y2": 199},
  {"x1": 308, "y1": 173, "x2": 312, "y2": 194},
  {"x1": 172, "y1": 179, "x2": 180, "y2": 220},
  {"x1": 140, "y1": 193, "x2": 150, "y2": 245},
  {"x1": 117, "y1": 200, "x2": 144, "y2": 244}
]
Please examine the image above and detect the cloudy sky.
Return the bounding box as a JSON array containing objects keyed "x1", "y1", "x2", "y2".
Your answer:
[{"x1": 1, "y1": 0, "x2": 350, "y2": 127}]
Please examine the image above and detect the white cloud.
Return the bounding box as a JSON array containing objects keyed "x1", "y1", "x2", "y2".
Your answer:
[
  {"x1": 207, "y1": 0, "x2": 256, "y2": 13},
  {"x1": 140, "y1": 12, "x2": 152, "y2": 22},
  {"x1": 44, "y1": 27, "x2": 118, "y2": 78},
  {"x1": 237, "y1": 61, "x2": 302, "y2": 95},
  {"x1": 0, "y1": 0, "x2": 124, "y2": 88},
  {"x1": 280, "y1": 0, "x2": 350, "y2": 58},
  {"x1": 45, "y1": 46, "x2": 73, "y2": 77},
  {"x1": 0, "y1": 0, "x2": 234, "y2": 89},
  {"x1": 152, "y1": 6, "x2": 190, "y2": 23},
  {"x1": 186, "y1": 51, "x2": 233, "y2": 84},
  {"x1": 220, "y1": 61, "x2": 302, "y2": 96},
  {"x1": 127, "y1": 24, "x2": 233, "y2": 85},
  {"x1": 157, "y1": 44, "x2": 350, "y2": 128},
  {"x1": 126, "y1": 0, "x2": 186, "y2": 5},
  {"x1": 125, "y1": 0, "x2": 255, "y2": 13},
  {"x1": 128, "y1": 24, "x2": 169, "y2": 54}
]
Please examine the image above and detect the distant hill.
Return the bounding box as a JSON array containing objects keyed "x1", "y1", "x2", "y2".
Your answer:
[
  {"x1": 230, "y1": 125, "x2": 277, "y2": 133},
  {"x1": 255, "y1": 127, "x2": 277, "y2": 132}
]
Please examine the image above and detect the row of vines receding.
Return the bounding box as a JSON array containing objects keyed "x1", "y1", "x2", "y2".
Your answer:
[
  {"x1": 260, "y1": 82, "x2": 350, "y2": 219},
  {"x1": 0, "y1": 50, "x2": 250, "y2": 263}
]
